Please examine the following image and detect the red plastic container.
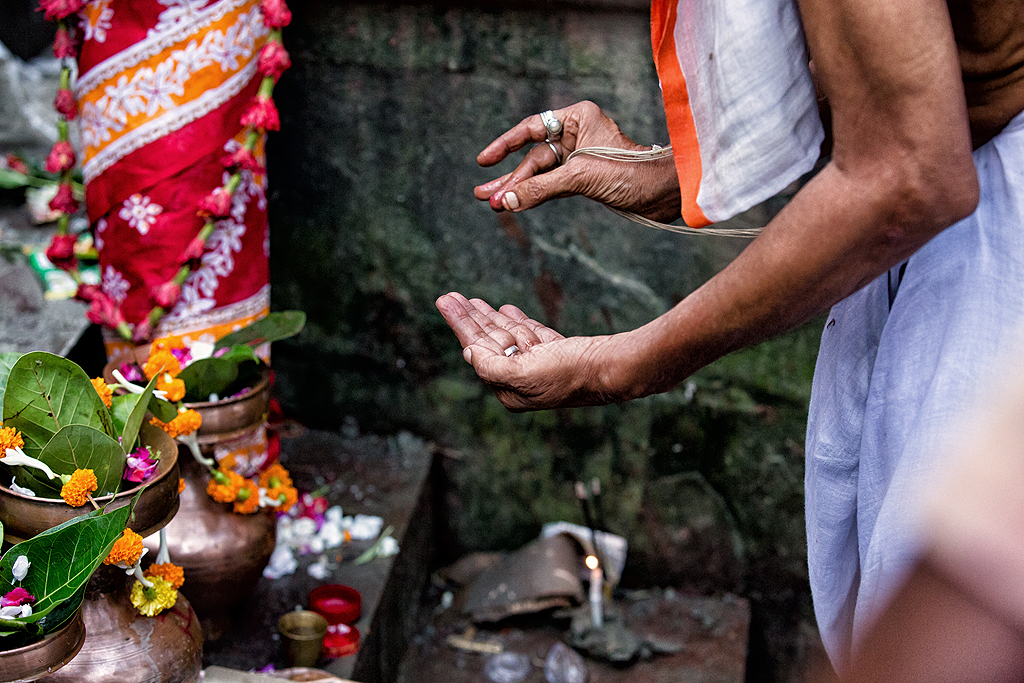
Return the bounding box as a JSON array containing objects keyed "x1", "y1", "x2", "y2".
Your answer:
[
  {"x1": 322, "y1": 622, "x2": 360, "y2": 658},
  {"x1": 308, "y1": 584, "x2": 362, "y2": 625}
]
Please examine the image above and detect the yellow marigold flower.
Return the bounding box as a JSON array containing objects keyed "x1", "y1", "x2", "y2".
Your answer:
[
  {"x1": 259, "y1": 463, "x2": 292, "y2": 490},
  {"x1": 150, "y1": 409, "x2": 202, "y2": 438},
  {"x1": 178, "y1": 477, "x2": 186, "y2": 494},
  {"x1": 104, "y1": 528, "x2": 145, "y2": 566},
  {"x1": 91, "y1": 377, "x2": 113, "y2": 409},
  {"x1": 145, "y1": 562, "x2": 185, "y2": 590},
  {"x1": 206, "y1": 469, "x2": 244, "y2": 503},
  {"x1": 130, "y1": 576, "x2": 178, "y2": 617},
  {"x1": 269, "y1": 484, "x2": 299, "y2": 513},
  {"x1": 155, "y1": 373, "x2": 186, "y2": 402},
  {"x1": 233, "y1": 479, "x2": 260, "y2": 514},
  {"x1": 143, "y1": 345, "x2": 181, "y2": 380},
  {"x1": 60, "y1": 468, "x2": 98, "y2": 507},
  {"x1": 0, "y1": 425, "x2": 24, "y2": 452}
]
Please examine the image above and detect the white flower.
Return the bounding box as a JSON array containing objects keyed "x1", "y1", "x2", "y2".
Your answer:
[
  {"x1": 111, "y1": 369, "x2": 168, "y2": 400},
  {"x1": 118, "y1": 194, "x2": 163, "y2": 235},
  {"x1": 186, "y1": 340, "x2": 215, "y2": 362},
  {"x1": 101, "y1": 265, "x2": 130, "y2": 304},
  {"x1": 12, "y1": 555, "x2": 30, "y2": 582},
  {"x1": 9, "y1": 478, "x2": 35, "y2": 497},
  {"x1": 3, "y1": 447, "x2": 58, "y2": 481},
  {"x1": 262, "y1": 546, "x2": 297, "y2": 580},
  {"x1": 0, "y1": 604, "x2": 32, "y2": 619}
]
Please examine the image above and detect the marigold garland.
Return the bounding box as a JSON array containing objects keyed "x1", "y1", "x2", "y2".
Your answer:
[
  {"x1": 130, "y1": 576, "x2": 177, "y2": 617},
  {"x1": 60, "y1": 468, "x2": 97, "y2": 507},
  {"x1": 207, "y1": 468, "x2": 245, "y2": 503},
  {"x1": 258, "y1": 463, "x2": 292, "y2": 490},
  {"x1": 233, "y1": 478, "x2": 260, "y2": 514},
  {"x1": 0, "y1": 425, "x2": 25, "y2": 452},
  {"x1": 145, "y1": 562, "x2": 185, "y2": 590},
  {"x1": 91, "y1": 377, "x2": 113, "y2": 408},
  {"x1": 155, "y1": 373, "x2": 186, "y2": 402},
  {"x1": 104, "y1": 528, "x2": 145, "y2": 567}
]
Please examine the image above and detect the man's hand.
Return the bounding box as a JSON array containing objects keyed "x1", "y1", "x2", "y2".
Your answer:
[
  {"x1": 435, "y1": 292, "x2": 628, "y2": 411},
  {"x1": 474, "y1": 101, "x2": 681, "y2": 223}
]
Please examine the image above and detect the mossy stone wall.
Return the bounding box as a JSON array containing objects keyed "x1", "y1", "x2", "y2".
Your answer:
[{"x1": 268, "y1": 3, "x2": 824, "y2": 679}]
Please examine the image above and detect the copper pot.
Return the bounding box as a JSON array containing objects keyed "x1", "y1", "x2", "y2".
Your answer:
[
  {"x1": 41, "y1": 566, "x2": 202, "y2": 683},
  {"x1": 0, "y1": 609, "x2": 84, "y2": 682},
  {"x1": 0, "y1": 424, "x2": 180, "y2": 544},
  {"x1": 144, "y1": 456, "x2": 276, "y2": 629}
]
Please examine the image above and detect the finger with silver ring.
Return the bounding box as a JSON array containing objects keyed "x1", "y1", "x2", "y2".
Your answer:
[
  {"x1": 545, "y1": 140, "x2": 562, "y2": 166},
  {"x1": 504, "y1": 345, "x2": 520, "y2": 357},
  {"x1": 539, "y1": 110, "x2": 563, "y2": 141}
]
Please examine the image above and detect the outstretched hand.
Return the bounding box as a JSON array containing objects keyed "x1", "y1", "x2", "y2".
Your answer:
[
  {"x1": 474, "y1": 101, "x2": 681, "y2": 222},
  {"x1": 435, "y1": 292, "x2": 626, "y2": 411}
]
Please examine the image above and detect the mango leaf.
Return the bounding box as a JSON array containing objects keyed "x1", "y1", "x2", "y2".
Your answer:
[
  {"x1": 215, "y1": 310, "x2": 306, "y2": 349},
  {"x1": 119, "y1": 372, "x2": 158, "y2": 455},
  {"x1": 2, "y1": 352, "x2": 115, "y2": 459},
  {"x1": 0, "y1": 352, "x2": 22, "y2": 408},
  {"x1": 0, "y1": 494, "x2": 134, "y2": 627},
  {"x1": 37, "y1": 425, "x2": 125, "y2": 496},
  {"x1": 176, "y1": 356, "x2": 241, "y2": 402}
]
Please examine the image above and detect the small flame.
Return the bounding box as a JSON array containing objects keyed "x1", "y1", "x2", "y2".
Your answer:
[{"x1": 585, "y1": 555, "x2": 599, "y2": 570}]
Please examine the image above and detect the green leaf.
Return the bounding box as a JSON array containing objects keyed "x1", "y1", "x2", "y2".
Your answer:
[
  {"x1": 120, "y1": 373, "x2": 158, "y2": 455},
  {"x1": 147, "y1": 395, "x2": 178, "y2": 423},
  {"x1": 37, "y1": 425, "x2": 126, "y2": 496},
  {"x1": 0, "y1": 500, "x2": 132, "y2": 626},
  {"x1": 2, "y1": 352, "x2": 116, "y2": 459},
  {"x1": 177, "y1": 356, "x2": 240, "y2": 401},
  {"x1": 109, "y1": 393, "x2": 136, "y2": 435},
  {"x1": 0, "y1": 352, "x2": 22, "y2": 408},
  {"x1": 214, "y1": 310, "x2": 306, "y2": 349},
  {"x1": 0, "y1": 167, "x2": 33, "y2": 189}
]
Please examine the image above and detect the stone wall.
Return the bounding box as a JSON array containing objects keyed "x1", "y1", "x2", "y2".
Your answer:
[{"x1": 266, "y1": 2, "x2": 825, "y2": 680}]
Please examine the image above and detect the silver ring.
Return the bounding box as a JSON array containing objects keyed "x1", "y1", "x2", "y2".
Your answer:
[
  {"x1": 504, "y1": 345, "x2": 520, "y2": 357},
  {"x1": 540, "y1": 110, "x2": 563, "y2": 140},
  {"x1": 545, "y1": 140, "x2": 562, "y2": 165}
]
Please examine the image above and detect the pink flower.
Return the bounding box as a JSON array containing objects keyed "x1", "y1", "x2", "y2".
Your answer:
[
  {"x1": 197, "y1": 187, "x2": 233, "y2": 218},
  {"x1": 52, "y1": 25, "x2": 77, "y2": 59},
  {"x1": 124, "y1": 447, "x2": 159, "y2": 483},
  {"x1": 85, "y1": 292, "x2": 126, "y2": 329},
  {"x1": 48, "y1": 182, "x2": 78, "y2": 214},
  {"x1": 5, "y1": 154, "x2": 29, "y2": 175},
  {"x1": 54, "y1": 87, "x2": 77, "y2": 119},
  {"x1": 45, "y1": 140, "x2": 76, "y2": 174},
  {"x1": 117, "y1": 362, "x2": 144, "y2": 383},
  {"x1": 132, "y1": 317, "x2": 154, "y2": 344},
  {"x1": 260, "y1": 0, "x2": 292, "y2": 28},
  {"x1": 240, "y1": 96, "x2": 280, "y2": 131},
  {"x1": 178, "y1": 234, "x2": 207, "y2": 264},
  {"x1": 75, "y1": 282, "x2": 100, "y2": 303},
  {"x1": 1, "y1": 588, "x2": 34, "y2": 608},
  {"x1": 170, "y1": 347, "x2": 192, "y2": 366},
  {"x1": 37, "y1": 0, "x2": 86, "y2": 21},
  {"x1": 221, "y1": 145, "x2": 264, "y2": 173},
  {"x1": 151, "y1": 280, "x2": 180, "y2": 309},
  {"x1": 45, "y1": 233, "x2": 77, "y2": 270},
  {"x1": 257, "y1": 40, "x2": 291, "y2": 80}
]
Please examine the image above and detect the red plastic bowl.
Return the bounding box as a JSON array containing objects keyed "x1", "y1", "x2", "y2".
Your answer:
[
  {"x1": 309, "y1": 584, "x2": 362, "y2": 625},
  {"x1": 322, "y1": 622, "x2": 360, "y2": 658}
]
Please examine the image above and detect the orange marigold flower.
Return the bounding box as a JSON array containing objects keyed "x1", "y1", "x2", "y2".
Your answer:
[
  {"x1": 269, "y1": 484, "x2": 299, "y2": 513},
  {"x1": 91, "y1": 378, "x2": 113, "y2": 408},
  {"x1": 233, "y1": 479, "x2": 260, "y2": 514},
  {"x1": 216, "y1": 453, "x2": 237, "y2": 471},
  {"x1": 206, "y1": 468, "x2": 244, "y2": 503},
  {"x1": 155, "y1": 373, "x2": 186, "y2": 402},
  {"x1": 104, "y1": 529, "x2": 145, "y2": 566},
  {"x1": 178, "y1": 477, "x2": 186, "y2": 494},
  {"x1": 145, "y1": 562, "x2": 185, "y2": 590},
  {"x1": 0, "y1": 425, "x2": 25, "y2": 452},
  {"x1": 143, "y1": 346, "x2": 181, "y2": 380},
  {"x1": 60, "y1": 468, "x2": 98, "y2": 507},
  {"x1": 258, "y1": 463, "x2": 292, "y2": 490},
  {"x1": 150, "y1": 409, "x2": 202, "y2": 438}
]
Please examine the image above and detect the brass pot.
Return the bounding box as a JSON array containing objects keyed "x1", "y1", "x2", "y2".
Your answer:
[
  {"x1": 0, "y1": 609, "x2": 84, "y2": 682},
  {"x1": 41, "y1": 566, "x2": 202, "y2": 683},
  {"x1": 145, "y1": 457, "x2": 276, "y2": 629},
  {"x1": 0, "y1": 424, "x2": 180, "y2": 544}
]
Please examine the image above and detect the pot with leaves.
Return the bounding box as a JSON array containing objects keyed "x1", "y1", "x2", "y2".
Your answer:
[
  {"x1": 0, "y1": 351, "x2": 202, "y2": 682},
  {"x1": 103, "y1": 311, "x2": 305, "y2": 637}
]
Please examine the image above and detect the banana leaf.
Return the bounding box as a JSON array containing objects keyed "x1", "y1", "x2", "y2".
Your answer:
[{"x1": 2, "y1": 352, "x2": 116, "y2": 459}]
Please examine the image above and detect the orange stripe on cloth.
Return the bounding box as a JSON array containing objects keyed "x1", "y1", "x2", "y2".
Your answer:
[{"x1": 650, "y1": 0, "x2": 710, "y2": 228}]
